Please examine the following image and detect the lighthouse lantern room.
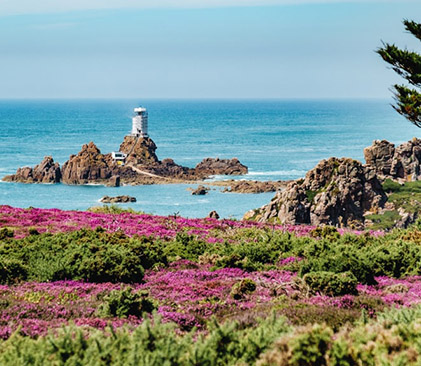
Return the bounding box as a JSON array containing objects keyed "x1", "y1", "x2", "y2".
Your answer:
[{"x1": 131, "y1": 107, "x2": 149, "y2": 137}]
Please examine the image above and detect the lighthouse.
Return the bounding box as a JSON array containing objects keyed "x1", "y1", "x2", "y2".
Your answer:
[{"x1": 131, "y1": 106, "x2": 148, "y2": 137}]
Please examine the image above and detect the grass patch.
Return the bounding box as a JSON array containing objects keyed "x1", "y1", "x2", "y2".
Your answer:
[
  {"x1": 366, "y1": 210, "x2": 401, "y2": 230},
  {"x1": 382, "y1": 179, "x2": 421, "y2": 214}
]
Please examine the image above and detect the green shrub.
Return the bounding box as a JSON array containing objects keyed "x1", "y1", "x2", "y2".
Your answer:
[
  {"x1": 97, "y1": 287, "x2": 156, "y2": 318},
  {"x1": 303, "y1": 271, "x2": 358, "y2": 296},
  {"x1": 230, "y1": 278, "x2": 257, "y2": 300},
  {"x1": 258, "y1": 324, "x2": 333, "y2": 366},
  {"x1": 0, "y1": 229, "x2": 156, "y2": 283},
  {"x1": 0, "y1": 257, "x2": 27, "y2": 284},
  {"x1": 310, "y1": 226, "x2": 340, "y2": 240},
  {"x1": 0, "y1": 228, "x2": 14, "y2": 240},
  {"x1": 28, "y1": 228, "x2": 39, "y2": 236}
]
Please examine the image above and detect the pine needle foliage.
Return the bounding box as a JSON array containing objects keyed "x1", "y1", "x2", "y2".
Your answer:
[{"x1": 377, "y1": 20, "x2": 421, "y2": 127}]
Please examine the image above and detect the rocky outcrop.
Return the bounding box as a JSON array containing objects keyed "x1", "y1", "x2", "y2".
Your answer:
[
  {"x1": 107, "y1": 175, "x2": 120, "y2": 187},
  {"x1": 247, "y1": 158, "x2": 387, "y2": 228},
  {"x1": 144, "y1": 159, "x2": 197, "y2": 180},
  {"x1": 364, "y1": 138, "x2": 421, "y2": 182},
  {"x1": 3, "y1": 136, "x2": 249, "y2": 186},
  {"x1": 61, "y1": 142, "x2": 112, "y2": 184},
  {"x1": 3, "y1": 156, "x2": 61, "y2": 184},
  {"x1": 119, "y1": 136, "x2": 159, "y2": 166},
  {"x1": 191, "y1": 185, "x2": 209, "y2": 195},
  {"x1": 207, "y1": 211, "x2": 220, "y2": 219},
  {"x1": 100, "y1": 195, "x2": 136, "y2": 203},
  {"x1": 195, "y1": 158, "x2": 248, "y2": 177}
]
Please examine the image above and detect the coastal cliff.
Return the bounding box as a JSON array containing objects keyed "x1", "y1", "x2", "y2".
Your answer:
[
  {"x1": 246, "y1": 138, "x2": 421, "y2": 229},
  {"x1": 245, "y1": 157, "x2": 386, "y2": 228}
]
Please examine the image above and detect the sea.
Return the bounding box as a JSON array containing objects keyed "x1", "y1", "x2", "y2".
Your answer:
[{"x1": 0, "y1": 99, "x2": 419, "y2": 219}]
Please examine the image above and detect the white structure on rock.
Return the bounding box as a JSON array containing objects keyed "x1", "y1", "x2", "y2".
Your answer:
[{"x1": 131, "y1": 106, "x2": 148, "y2": 137}]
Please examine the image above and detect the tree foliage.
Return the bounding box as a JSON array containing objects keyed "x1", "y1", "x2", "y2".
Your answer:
[{"x1": 377, "y1": 20, "x2": 421, "y2": 127}]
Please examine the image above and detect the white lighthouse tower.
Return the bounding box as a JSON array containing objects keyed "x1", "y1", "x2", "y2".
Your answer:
[{"x1": 131, "y1": 106, "x2": 148, "y2": 137}]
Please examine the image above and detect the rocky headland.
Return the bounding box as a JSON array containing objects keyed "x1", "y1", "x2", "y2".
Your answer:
[
  {"x1": 3, "y1": 136, "x2": 248, "y2": 186},
  {"x1": 245, "y1": 138, "x2": 421, "y2": 230}
]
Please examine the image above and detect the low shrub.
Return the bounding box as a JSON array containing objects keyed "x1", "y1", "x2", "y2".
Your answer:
[
  {"x1": 0, "y1": 257, "x2": 27, "y2": 284},
  {"x1": 0, "y1": 228, "x2": 13, "y2": 240},
  {"x1": 97, "y1": 287, "x2": 156, "y2": 318},
  {"x1": 303, "y1": 271, "x2": 358, "y2": 296}
]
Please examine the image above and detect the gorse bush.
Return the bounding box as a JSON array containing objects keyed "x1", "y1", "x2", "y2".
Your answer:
[
  {"x1": 303, "y1": 271, "x2": 358, "y2": 296},
  {"x1": 97, "y1": 287, "x2": 156, "y2": 318},
  {"x1": 0, "y1": 315, "x2": 290, "y2": 366},
  {"x1": 0, "y1": 229, "x2": 169, "y2": 283},
  {"x1": 3, "y1": 222, "x2": 421, "y2": 284},
  {"x1": 0, "y1": 228, "x2": 13, "y2": 240},
  {"x1": 5, "y1": 309, "x2": 421, "y2": 366},
  {"x1": 0, "y1": 257, "x2": 27, "y2": 284}
]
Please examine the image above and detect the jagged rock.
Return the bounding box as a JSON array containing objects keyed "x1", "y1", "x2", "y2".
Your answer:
[
  {"x1": 61, "y1": 142, "x2": 112, "y2": 184},
  {"x1": 3, "y1": 156, "x2": 61, "y2": 183},
  {"x1": 146, "y1": 159, "x2": 197, "y2": 179},
  {"x1": 191, "y1": 185, "x2": 209, "y2": 195},
  {"x1": 364, "y1": 138, "x2": 421, "y2": 181},
  {"x1": 2, "y1": 136, "x2": 249, "y2": 186},
  {"x1": 195, "y1": 158, "x2": 248, "y2": 177},
  {"x1": 364, "y1": 140, "x2": 395, "y2": 177},
  {"x1": 107, "y1": 175, "x2": 121, "y2": 187},
  {"x1": 119, "y1": 136, "x2": 159, "y2": 166},
  {"x1": 100, "y1": 195, "x2": 136, "y2": 203},
  {"x1": 207, "y1": 210, "x2": 220, "y2": 219},
  {"x1": 395, "y1": 208, "x2": 418, "y2": 229},
  {"x1": 248, "y1": 157, "x2": 387, "y2": 227}
]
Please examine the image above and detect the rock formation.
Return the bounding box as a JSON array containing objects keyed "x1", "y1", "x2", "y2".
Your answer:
[
  {"x1": 191, "y1": 185, "x2": 209, "y2": 195},
  {"x1": 195, "y1": 158, "x2": 248, "y2": 177},
  {"x1": 207, "y1": 210, "x2": 220, "y2": 219},
  {"x1": 3, "y1": 156, "x2": 61, "y2": 184},
  {"x1": 119, "y1": 136, "x2": 159, "y2": 165},
  {"x1": 247, "y1": 158, "x2": 387, "y2": 227},
  {"x1": 61, "y1": 142, "x2": 112, "y2": 184},
  {"x1": 100, "y1": 195, "x2": 136, "y2": 203},
  {"x1": 364, "y1": 138, "x2": 421, "y2": 182},
  {"x1": 3, "y1": 136, "x2": 248, "y2": 186}
]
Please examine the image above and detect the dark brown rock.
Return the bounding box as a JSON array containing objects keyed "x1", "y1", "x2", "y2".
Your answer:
[
  {"x1": 100, "y1": 195, "x2": 136, "y2": 203},
  {"x1": 248, "y1": 157, "x2": 386, "y2": 227},
  {"x1": 207, "y1": 210, "x2": 220, "y2": 219},
  {"x1": 61, "y1": 142, "x2": 112, "y2": 184},
  {"x1": 195, "y1": 158, "x2": 248, "y2": 177},
  {"x1": 107, "y1": 175, "x2": 121, "y2": 187},
  {"x1": 2, "y1": 156, "x2": 61, "y2": 183},
  {"x1": 191, "y1": 185, "x2": 209, "y2": 195}
]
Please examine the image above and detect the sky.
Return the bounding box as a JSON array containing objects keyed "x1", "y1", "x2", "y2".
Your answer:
[{"x1": 0, "y1": 0, "x2": 420, "y2": 99}]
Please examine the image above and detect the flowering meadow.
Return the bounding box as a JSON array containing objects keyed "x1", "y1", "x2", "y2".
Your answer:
[{"x1": 1, "y1": 205, "x2": 421, "y2": 365}]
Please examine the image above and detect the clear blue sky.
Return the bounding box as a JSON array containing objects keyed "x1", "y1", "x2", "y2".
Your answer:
[{"x1": 0, "y1": 0, "x2": 420, "y2": 99}]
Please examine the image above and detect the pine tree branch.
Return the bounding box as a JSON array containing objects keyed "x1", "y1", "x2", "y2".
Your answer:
[
  {"x1": 377, "y1": 43, "x2": 421, "y2": 87},
  {"x1": 404, "y1": 19, "x2": 421, "y2": 42},
  {"x1": 392, "y1": 84, "x2": 421, "y2": 127}
]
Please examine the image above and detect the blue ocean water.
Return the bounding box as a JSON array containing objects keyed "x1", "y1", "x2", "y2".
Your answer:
[{"x1": 0, "y1": 99, "x2": 419, "y2": 218}]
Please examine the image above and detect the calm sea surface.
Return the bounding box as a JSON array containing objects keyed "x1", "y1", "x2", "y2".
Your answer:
[{"x1": 0, "y1": 99, "x2": 419, "y2": 218}]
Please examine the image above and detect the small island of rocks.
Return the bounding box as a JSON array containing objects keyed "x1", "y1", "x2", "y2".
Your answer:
[{"x1": 3, "y1": 106, "x2": 248, "y2": 186}]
